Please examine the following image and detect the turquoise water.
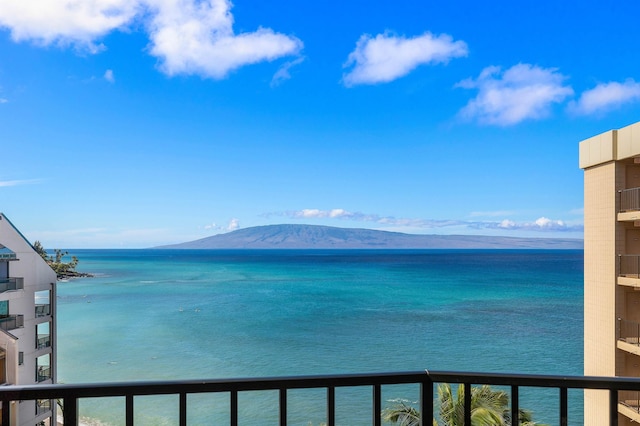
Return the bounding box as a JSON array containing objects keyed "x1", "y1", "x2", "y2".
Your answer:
[{"x1": 57, "y1": 249, "x2": 584, "y2": 425}]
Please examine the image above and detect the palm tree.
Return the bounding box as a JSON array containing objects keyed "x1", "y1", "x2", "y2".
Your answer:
[
  {"x1": 382, "y1": 383, "x2": 546, "y2": 426},
  {"x1": 382, "y1": 399, "x2": 435, "y2": 426}
]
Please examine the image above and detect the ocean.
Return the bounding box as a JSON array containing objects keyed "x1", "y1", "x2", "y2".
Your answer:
[{"x1": 56, "y1": 249, "x2": 584, "y2": 425}]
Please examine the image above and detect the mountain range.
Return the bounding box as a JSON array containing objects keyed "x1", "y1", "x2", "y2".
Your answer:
[{"x1": 155, "y1": 224, "x2": 583, "y2": 249}]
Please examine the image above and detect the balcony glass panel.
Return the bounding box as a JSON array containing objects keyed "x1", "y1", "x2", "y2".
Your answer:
[
  {"x1": 0, "y1": 315, "x2": 24, "y2": 331},
  {"x1": 0, "y1": 277, "x2": 23, "y2": 293},
  {"x1": 36, "y1": 322, "x2": 51, "y2": 350}
]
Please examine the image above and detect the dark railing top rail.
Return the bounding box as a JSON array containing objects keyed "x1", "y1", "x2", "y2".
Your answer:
[
  {"x1": 1, "y1": 370, "x2": 638, "y2": 425},
  {"x1": 0, "y1": 371, "x2": 428, "y2": 400}
]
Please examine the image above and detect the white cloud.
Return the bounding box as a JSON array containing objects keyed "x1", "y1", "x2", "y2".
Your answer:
[
  {"x1": 0, "y1": 178, "x2": 42, "y2": 187},
  {"x1": 104, "y1": 69, "x2": 115, "y2": 83},
  {"x1": 569, "y1": 79, "x2": 640, "y2": 115},
  {"x1": 492, "y1": 216, "x2": 578, "y2": 231},
  {"x1": 270, "y1": 56, "x2": 305, "y2": 87},
  {"x1": 227, "y1": 218, "x2": 239, "y2": 231},
  {"x1": 0, "y1": 0, "x2": 139, "y2": 53},
  {"x1": 265, "y1": 208, "x2": 583, "y2": 234},
  {"x1": 342, "y1": 31, "x2": 468, "y2": 87},
  {"x1": 0, "y1": 0, "x2": 302, "y2": 79},
  {"x1": 0, "y1": 98, "x2": 7, "y2": 104},
  {"x1": 457, "y1": 63, "x2": 573, "y2": 126},
  {"x1": 146, "y1": 0, "x2": 303, "y2": 78},
  {"x1": 498, "y1": 219, "x2": 516, "y2": 229}
]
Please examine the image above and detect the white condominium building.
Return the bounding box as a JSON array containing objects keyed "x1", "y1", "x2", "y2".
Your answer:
[{"x1": 0, "y1": 213, "x2": 56, "y2": 426}]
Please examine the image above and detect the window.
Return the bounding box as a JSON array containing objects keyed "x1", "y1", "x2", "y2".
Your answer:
[
  {"x1": 36, "y1": 323, "x2": 51, "y2": 350},
  {"x1": 0, "y1": 300, "x2": 7, "y2": 318},
  {"x1": 18, "y1": 351, "x2": 23, "y2": 365},
  {"x1": 35, "y1": 354, "x2": 51, "y2": 382},
  {"x1": 35, "y1": 290, "x2": 50, "y2": 317}
]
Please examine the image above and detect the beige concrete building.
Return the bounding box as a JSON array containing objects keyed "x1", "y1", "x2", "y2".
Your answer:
[
  {"x1": 580, "y1": 121, "x2": 640, "y2": 425},
  {"x1": 0, "y1": 213, "x2": 57, "y2": 425}
]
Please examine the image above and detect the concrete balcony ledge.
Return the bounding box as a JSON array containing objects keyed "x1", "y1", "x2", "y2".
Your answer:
[
  {"x1": 617, "y1": 340, "x2": 640, "y2": 356},
  {"x1": 618, "y1": 276, "x2": 640, "y2": 288},
  {"x1": 618, "y1": 211, "x2": 640, "y2": 222},
  {"x1": 619, "y1": 402, "x2": 640, "y2": 423}
]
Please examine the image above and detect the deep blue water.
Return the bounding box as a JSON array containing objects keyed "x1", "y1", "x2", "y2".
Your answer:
[{"x1": 57, "y1": 249, "x2": 584, "y2": 425}]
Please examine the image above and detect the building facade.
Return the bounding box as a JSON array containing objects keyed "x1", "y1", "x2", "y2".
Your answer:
[
  {"x1": 0, "y1": 214, "x2": 56, "y2": 426},
  {"x1": 580, "y1": 121, "x2": 640, "y2": 425}
]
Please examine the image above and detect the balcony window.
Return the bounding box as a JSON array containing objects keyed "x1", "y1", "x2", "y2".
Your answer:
[
  {"x1": 36, "y1": 322, "x2": 51, "y2": 350},
  {"x1": 36, "y1": 354, "x2": 51, "y2": 383},
  {"x1": 35, "y1": 290, "x2": 50, "y2": 318}
]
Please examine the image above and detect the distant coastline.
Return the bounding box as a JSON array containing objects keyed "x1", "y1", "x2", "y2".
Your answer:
[{"x1": 155, "y1": 224, "x2": 583, "y2": 250}]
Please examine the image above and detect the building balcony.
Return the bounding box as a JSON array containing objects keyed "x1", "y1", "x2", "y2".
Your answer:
[
  {"x1": 0, "y1": 277, "x2": 23, "y2": 293},
  {"x1": 37, "y1": 334, "x2": 51, "y2": 350},
  {"x1": 618, "y1": 255, "x2": 640, "y2": 287},
  {"x1": 0, "y1": 315, "x2": 23, "y2": 332},
  {"x1": 36, "y1": 366, "x2": 51, "y2": 383},
  {"x1": 619, "y1": 187, "x2": 640, "y2": 221},
  {"x1": 618, "y1": 318, "x2": 640, "y2": 356},
  {"x1": 35, "y1": 304, "x2": 50, "y2": 317},
  {"x1": 619, "y1": 391, "x2": 640, "y2": 423},
  {"x1": 35, "y1": 398, "x2": 51, "y2": 416}
]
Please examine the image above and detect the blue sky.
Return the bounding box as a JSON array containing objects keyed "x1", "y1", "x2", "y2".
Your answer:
[{"x1": 0, "y1": 0, "x2": 638, "y2": 248}]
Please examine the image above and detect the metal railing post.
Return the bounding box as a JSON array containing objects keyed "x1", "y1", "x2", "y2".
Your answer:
[
  {"x1": 63, "y1": 396, "x2": 78, "y2": 426},
  {"x1": 618, "y1": 254, "x2": 622, "y2": 277},
  {"x1": 2, "y1": 398, "x2": 11, "y2": 425},
  {"x1": 610, "y1": 389, "x2": 618, "y2": 426},
  {"x1": 230, "y1": 390, "x2": 238, "y2": 426},
  {"x1": 279, "y1": 388, "x2": 287, "y2": 426},
  {"x1": 619, "y1": 189, "x2": 623, "y2": 212},
  {"x1": 464, "y1": 383, "x2": 471, "y2": 426},
  {"x1": 421, "y1": 373, "x2": 433, "y2": 426},
  {"x1": 179, "y1": 392, "x2": 187, "y2": 426},
  {"x1": 373, "y1": 384, "x2": 381, "y2": 426},
  {"x1": 511, "y1": 385, "x2": 519, "y2": 426},
  {"x1": 560, "y1": 387, "x2": 567, "y2": 426},
  {"x1": 326, "y1": 386, "x2": 335, "y2": 426},
  {"x1": 126, "y1": 394, "x2": 134, "y2": 426}
]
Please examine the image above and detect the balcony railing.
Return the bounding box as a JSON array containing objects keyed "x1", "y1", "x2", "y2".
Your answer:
[
  {"x1": 619, "y1": 318, "x2": 640, "y2": 345},
  {"x1": 0, "y1": 277, "x2": 23, "y2": 293},
  {"x1": 0, "y1": 315, "x2": 23, "y2": 332},
  {"x1": 620, "y1": 188, "x2": 640, "y2": 212},
  {"x1": 619, "y1": 255, "x2": 640, "y2": 278},
  {"x1": 2, "y1": 370, "x2": 640, "y2": 426},
  {"x1": 35, "y1": 304, "x2": 50, "y2": 317}
]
